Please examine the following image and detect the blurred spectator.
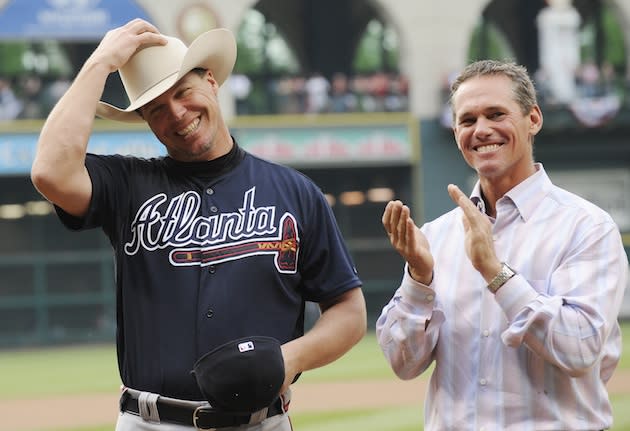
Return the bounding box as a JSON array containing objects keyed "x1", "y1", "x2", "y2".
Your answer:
[
  {"x1": 576, "y1": 62, "x2": 602, "y2": 98},
  {"x1": 352, "y1": 74, "x2": 377, "y2": 112},
  {"x1": 17, "y1": 75, "x2": 44, "y2": 119},
  {"x1": 274, "y1": 76, "x2": 306, "y2": 114},
  {"x1": 41, "y1": 75, "x2": 72, "y2": 115},
  {"x1": 330, "y1": 72, "x2": 358, "y2": 113},
  {"x1": 0, "y1": 77, "x2": 22, "y2": 121},
  {"x1": 384, "y1": 74, "x2": 409, "y2": 112},
  {"x1": 228, "y1": 73, "x2": 252, "y2": 115},
  {"x1": 288, "y1": 76, "x2": 307, "y2": 114},
  {"x1": 304, "y1": 72, "x2": 330, "y2": 113},
  {"x1": 570, "y1": 61, "x2": 622, "y2": 128},
  {"x1": 369, "y1": 72, "x2": 389, "y2": 112}
]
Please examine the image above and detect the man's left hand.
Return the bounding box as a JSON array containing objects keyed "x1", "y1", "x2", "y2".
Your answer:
[{"x1": 447, "y1": 184, "x2": 501, "y2": 282}]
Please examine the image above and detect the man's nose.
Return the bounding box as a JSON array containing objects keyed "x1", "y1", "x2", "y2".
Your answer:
[
  {"x1": 167, "y1": 100, "x2": 186, "y2": 119},
  {"x1": 473, "y1": 117, "x2": 493, "y2": 138}
]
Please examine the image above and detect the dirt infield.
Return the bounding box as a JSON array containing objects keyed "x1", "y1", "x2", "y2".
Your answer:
[{"x1": 3, "y1": 372, "x2": 630, "y2": 431}]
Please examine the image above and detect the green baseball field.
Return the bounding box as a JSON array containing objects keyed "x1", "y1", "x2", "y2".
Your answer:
[{"x1": 1, "y1": 324, "x2": 630, "y2": 431}]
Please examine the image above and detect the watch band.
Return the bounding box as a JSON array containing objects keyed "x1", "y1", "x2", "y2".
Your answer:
[{"x1": 487, "y1": 262, "x2": 516, "y2": 293}]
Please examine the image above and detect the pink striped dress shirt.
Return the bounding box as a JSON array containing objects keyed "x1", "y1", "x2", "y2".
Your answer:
[{"x1": 377, "y1": 164, "x2": 628, "y2": 431}]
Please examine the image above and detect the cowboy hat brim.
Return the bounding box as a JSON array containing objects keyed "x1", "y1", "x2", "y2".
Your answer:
[{"x1": 95, "y1": 28, "x2": 237, "y2": 123}]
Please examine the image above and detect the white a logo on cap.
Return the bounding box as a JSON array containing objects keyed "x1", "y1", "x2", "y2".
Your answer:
[{"x1": 238, "y1": 341, "x2": 255, "y2": 352}]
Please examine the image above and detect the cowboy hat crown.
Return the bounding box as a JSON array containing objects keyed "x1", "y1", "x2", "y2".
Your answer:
[{"x1": 96, "y1": 28, "x2": 236, "y2": 123}]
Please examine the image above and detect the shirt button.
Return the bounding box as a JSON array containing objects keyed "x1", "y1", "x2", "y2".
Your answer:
[
  {"x1": 482, "y1": 330, "x2": 490, "y2": 337},
  {"x1": 206, "y1": 188, "x2": 214, "y2": 195},
  {"x1": 426, "y1": 294, "x2": 434, "y2": 301},
  {"x1": 206, "y1": 309, "x2": 214, "y2": 318},
  {"x1": 210, "y1": 206, "x2": 218, "y2": 213},
  {"x1": 479, "y1": 378, "x2": 487, "y2": 386},
  {"x1": 208, "y1": 265, "x2": 216, "y2": 274}
]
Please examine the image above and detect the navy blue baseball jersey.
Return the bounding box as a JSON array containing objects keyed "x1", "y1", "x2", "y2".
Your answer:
[{"x1": 56, "y1": 142, "x2": 362, "y2": 400}]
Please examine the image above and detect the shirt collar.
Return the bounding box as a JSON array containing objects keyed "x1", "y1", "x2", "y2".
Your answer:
[{"x1": 469, "y1": 163, "x2": 552, "y2": 222}]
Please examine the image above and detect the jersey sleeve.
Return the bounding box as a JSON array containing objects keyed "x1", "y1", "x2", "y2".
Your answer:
[
  {"x1": 55, "y1": 153, "x2": 132, "y2": 241},
  {"x1": 297, "y1": 180, "x2": 362, "y2": 302}
]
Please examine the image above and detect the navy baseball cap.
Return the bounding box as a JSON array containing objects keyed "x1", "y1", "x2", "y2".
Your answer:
[{"x1": 191, "y1": 336, "x2": 285, "y2": 413}]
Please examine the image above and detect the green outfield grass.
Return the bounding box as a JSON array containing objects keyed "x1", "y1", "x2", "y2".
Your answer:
[
  {"x1": 3, "y1": 322, "x2": 630, "y2": 431},
  {"x1": 0, "y1": 344, "x2": 119, "y2": 399}
]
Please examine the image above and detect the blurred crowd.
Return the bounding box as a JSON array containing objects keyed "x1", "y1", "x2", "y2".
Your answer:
[
  {"x1": 0, "y1": 71, "x2": 409, "y2": 121},
  {"x1": 4, "y1": 64, "x2": 627, "y2": 126},
  {"x1": 536, "y1": 61, "x2": 620, "y2": 105},
  {"x1": 229, "y1": 71, "x2": 409, "y2": 115},
  {"x1": 0, "y1": 75, "x2": 71, "y2": 121}
]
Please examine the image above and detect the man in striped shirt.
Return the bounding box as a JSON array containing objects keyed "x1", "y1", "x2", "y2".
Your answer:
[{"x1": 377, "y1": 59, "x2": 628, "y2": 430}]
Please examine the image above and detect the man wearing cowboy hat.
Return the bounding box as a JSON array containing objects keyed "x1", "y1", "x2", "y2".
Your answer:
[{"x1": 31, "y1": 18, "x2": 367, "y2": 431}]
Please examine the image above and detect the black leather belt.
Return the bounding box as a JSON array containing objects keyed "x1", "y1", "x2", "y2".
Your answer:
[{"x1": 120, "y1": 388, "x2": 283, "y2": 429}]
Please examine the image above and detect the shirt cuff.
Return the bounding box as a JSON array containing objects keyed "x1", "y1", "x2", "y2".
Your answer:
[
  {"x1": 400, "y1": 263, "x2": 437, "y2": 305},
  {"x1": 494, "y1": 273, "x2": 539, "y2": 318}
]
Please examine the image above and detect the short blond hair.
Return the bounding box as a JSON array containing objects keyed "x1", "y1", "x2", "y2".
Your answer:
[{"x1": 450, "y1": 60, "x2": 538, "y2": 116}]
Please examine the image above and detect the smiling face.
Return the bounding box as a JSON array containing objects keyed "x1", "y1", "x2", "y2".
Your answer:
[
  {"x1": 451, "y1": 74, "x2": 543, "y2": 191},
  {"x1": 139, "y1": 69, "x2": 232, "y2": 162}
]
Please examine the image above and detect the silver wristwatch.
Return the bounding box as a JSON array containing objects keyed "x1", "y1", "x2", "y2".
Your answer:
[{"x1": 487, "y1": 262, "x2": 516, "y2": 293}]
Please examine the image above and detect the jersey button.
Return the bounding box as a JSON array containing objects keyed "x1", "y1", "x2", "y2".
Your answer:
[
  {"x1": 210, "y1": 206, "x2": 218, "y2": 213},
  {"x1": 206, "y1": 188, "x2": 214, "y2": 195},
  {"x1": 206, "y1": 309, "x2": 214, "y2": 318},
  {"x1": 208, "y1": 265, "x2": 216, "y2": 274}
]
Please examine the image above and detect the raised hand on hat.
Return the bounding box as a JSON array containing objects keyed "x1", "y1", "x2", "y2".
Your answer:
[
  {"x1": 32, "y1": 19, "x2": 167, "y2": 219},
  {"x1": 91, "y1": 18, "x2": 168, "y2": 74}
]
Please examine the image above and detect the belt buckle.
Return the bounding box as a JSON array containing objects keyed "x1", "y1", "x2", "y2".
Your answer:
[{"x1": 192, "y1": 406, "x2": 217, "y2": 431}]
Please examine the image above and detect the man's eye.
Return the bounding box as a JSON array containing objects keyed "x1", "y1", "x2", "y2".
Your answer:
[{"x1": 148, "y1": 106, "x2": 163, "y2": 117}]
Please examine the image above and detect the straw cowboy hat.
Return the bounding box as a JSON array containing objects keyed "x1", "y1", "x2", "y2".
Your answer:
[{"x1": 96, "y1": 28, "x2": 237, "y2": 123}]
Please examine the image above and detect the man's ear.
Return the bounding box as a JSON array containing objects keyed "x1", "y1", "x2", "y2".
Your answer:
[
  {"x1": 529, "y1": 105, "x2": 543, "y2": 136},
  {"x1": 205, "y1": 70, "x2": 218, "y2": 88}
]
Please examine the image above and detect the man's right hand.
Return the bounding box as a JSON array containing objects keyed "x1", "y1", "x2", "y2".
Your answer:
[
  {"x1": 382, "y1": 200, "x2": 434, "y2": 285},
  {"x1": 88, "y1": 18, "x2": 167, "y2": 73}
]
